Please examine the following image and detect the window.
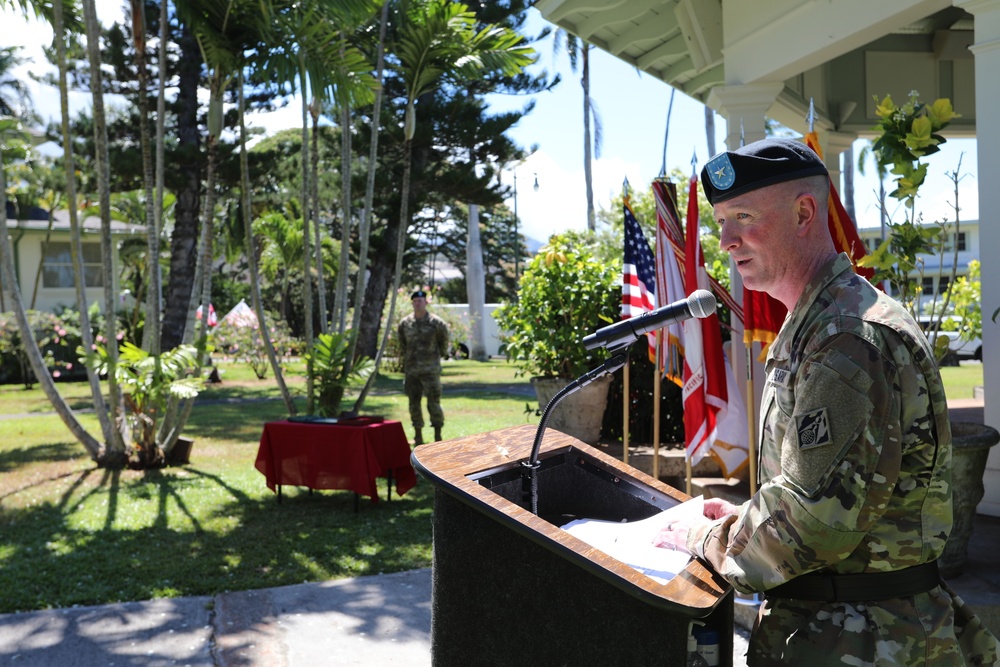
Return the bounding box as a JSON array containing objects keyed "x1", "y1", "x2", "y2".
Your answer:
[
  {"x1": 938, "y1": 276, "x2": 950, "y2": 294},
  {"x1": 942, "y1": 232, "x2": 967, "y2": 252},
  {"x1": 921, "y1": 276, "x2": 935, "y2": 295},
  {"x1": 42, "y1": 242, "x2": 103, "y2": 288}
]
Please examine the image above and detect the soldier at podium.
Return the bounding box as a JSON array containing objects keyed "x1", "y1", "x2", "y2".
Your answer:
[{"x1": 653, "y1": 138, "x2": 997, "y2": 665}]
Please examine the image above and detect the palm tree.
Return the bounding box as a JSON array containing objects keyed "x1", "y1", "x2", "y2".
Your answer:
[
  {"x1": 353, "y1": 0, "x2": 534, "y2": 410},
  {"x1": 127, "y1": 0, "x2": 161, "y2": 357},
  {"x1": 237, "y1": 70, "x2": 296, "y2": 414},
  {"x1": 260, "y1": 0, "x2": 376, "y2": 414},
  {"x1": 81, "y1": 0, "x2": 128, "y2": 456},
  {"x1": 346, "y1": 0, "x2": 391, "y2": 376},
  {"x1": 1, "y1": 121, "x2": 108, "y2": 460},
  {"x1": 555, "y1": 31, "x2": 601, "y2": 231},
  {"x1": 0, "y1": 46, "x2": 33, "y2": 120}
]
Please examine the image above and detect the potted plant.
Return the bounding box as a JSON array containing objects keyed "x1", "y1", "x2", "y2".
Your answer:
[
  {"x1": 858, "y1": 92, "x2": 999, "y2": 576},
  {"x1": 494, "y1": 231, "x2": 620, "y2": 444}
]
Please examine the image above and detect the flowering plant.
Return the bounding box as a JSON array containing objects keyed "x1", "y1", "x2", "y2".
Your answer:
[{"x1": 859, "y1": 92, "x2": 964, "y2": 362}]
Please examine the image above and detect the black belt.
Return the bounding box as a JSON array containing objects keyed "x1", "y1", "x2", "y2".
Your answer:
[{"x1": 766, "y1": 561, "x2": 940, "y2": 602}]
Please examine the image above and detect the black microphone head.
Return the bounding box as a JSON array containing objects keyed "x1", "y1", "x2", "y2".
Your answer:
[{"x1": 687, "y1": 289, "x2": 716, "y2": 319}]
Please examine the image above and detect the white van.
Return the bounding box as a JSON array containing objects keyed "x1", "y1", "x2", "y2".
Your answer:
[{"x1": 916, "y1": 315, "x2": 982, "y2": 362}]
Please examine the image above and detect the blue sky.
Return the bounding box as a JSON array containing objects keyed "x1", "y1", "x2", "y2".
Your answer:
[{"x1": 2, "y1": 3, "x2": 979, "y2": 244}]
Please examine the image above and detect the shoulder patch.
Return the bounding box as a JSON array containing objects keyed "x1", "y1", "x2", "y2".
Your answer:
[{"x1": 796, "y1": 408, "x2": 831, "y2": 450}]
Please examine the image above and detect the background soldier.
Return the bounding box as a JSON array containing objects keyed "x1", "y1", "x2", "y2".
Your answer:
[{"x1": 398, "y1": 289, "x2": 449, "y2": 445}]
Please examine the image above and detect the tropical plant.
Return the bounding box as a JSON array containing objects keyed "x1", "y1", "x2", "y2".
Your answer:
[
  {"x1": 307, "y1": 331, "x2": 374, "y2": 417},
  {"x1": 82, "y1": 341, "x2": 205, "y2": 467},
  {"x1": 857, "y1": 92, "x2": 963, "y2": 362},
  {"x1": 494, "y1": 231, "x2": 619, "y2": 380}
]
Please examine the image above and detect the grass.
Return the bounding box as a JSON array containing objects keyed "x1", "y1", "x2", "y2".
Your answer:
[
  {"x1": 0, "y1": 357, "x2": 532, "y2": 614},
  {"x1": 0, "y1": 357, "x2": 983, "y2": 614},
  {"x1": 938, "y1": 361, "x2": 985, "y2": 401}
]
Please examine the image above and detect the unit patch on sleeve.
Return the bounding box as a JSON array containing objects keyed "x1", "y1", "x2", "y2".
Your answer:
[{"x1": 795, "y1": 408, "x2": 831, "y2": 450}]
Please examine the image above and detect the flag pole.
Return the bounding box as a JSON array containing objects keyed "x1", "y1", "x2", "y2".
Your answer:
[
  {"x1": 745, "y1": 340, "x2": 758, "y2": 496},
  {"x1": 623, "y1": 358, "x2": 630, "y2": 465},
  {"x1": 653, "y1": 329, "x2": 661, "y2": 480}
]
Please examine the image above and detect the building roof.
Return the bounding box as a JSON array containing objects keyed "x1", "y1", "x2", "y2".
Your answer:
[{"x1": 4, "y1": 201, "x2": 146, "y2": 235}]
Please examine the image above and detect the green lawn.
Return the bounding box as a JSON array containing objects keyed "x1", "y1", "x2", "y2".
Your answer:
[
  {"x1": 0, "y1": 358, "x2": 533, "y2": 614},
  {"x1": 0, "y1": 357, "x2": 983, "y2": 614}
]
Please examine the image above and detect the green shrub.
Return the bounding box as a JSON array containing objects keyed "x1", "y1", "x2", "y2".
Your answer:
[{"x1": 494, "y1": 231, "x2": 620, "y2": 380}]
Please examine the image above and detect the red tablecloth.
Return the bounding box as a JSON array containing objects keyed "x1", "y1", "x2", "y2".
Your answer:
[{"x1": 254, "y1": 420, "x2": 417, "y2": 501}]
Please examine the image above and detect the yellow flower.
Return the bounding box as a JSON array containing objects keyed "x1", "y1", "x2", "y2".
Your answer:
[
  {"x1": 904, "y1": 115, "x2": 939, "y2": 155},
  {"x1": 927, "y1": 98, "x2": 959, "y2": 128},
  {"x1": 875, "y1": 95, "x2": 895, "y2": 119}
]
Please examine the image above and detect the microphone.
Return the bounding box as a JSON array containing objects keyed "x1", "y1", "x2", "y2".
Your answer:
[{"x1": 582, "y1": 289, "x2": 717, "y2": 351}]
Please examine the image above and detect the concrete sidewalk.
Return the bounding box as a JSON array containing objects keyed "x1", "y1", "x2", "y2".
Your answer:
[{"x1": 0, "y1": 569, "x2": 434, "y2": 667}]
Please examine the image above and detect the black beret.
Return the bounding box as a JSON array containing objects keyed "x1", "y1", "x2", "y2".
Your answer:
[
  {"x1": 700, "y1": 137, "x2": 828, "y2": 205},
  {"x1": 411, "y1": 289, "x2": 427, "y2": 299}
]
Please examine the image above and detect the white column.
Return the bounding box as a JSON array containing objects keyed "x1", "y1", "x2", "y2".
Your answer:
[
  {"x1": 815, "y1": 130, "x2": 858, "y2": 196},
  {"x1": 707, "y1": 83, "x2": 784, "y2": 149},
  {"x1": 955, "y1": 0, "x2": 1000, "y2": 516}
]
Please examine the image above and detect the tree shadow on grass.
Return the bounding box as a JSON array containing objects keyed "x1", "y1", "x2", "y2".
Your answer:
[
  {"x1": 0, "y1": 462, "x2": 434, "y2": 614},
  {"x1": 0, "y1": 441, "x2": 81, "y2": 472}
]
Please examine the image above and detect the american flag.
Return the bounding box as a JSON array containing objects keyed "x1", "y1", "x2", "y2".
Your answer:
[{"x1": 623, "y1": 194, "x2": 657, "y2": 360}]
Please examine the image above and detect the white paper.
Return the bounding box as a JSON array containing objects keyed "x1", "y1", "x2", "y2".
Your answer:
[{"x1": 561, "y1": 496, "x2": 705, "y2": 584}]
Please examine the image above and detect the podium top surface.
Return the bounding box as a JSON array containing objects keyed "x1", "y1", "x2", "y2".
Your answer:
[{"x1": 411, "y1": 424, "x2": 731, "y2": 615}]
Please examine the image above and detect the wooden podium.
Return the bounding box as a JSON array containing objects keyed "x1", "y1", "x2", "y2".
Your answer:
[{"x1": 411, "y1": 424, "x2": 733, "y2": 666}]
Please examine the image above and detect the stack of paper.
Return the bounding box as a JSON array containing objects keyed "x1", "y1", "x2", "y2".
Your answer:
[{"x1": 561, "y1": 496, "x2": 705, "y2": 584}]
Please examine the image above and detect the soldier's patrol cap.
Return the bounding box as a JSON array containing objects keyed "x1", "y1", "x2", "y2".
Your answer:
[
  {"x1": 700, "y1": 137, "x2": 828, "y2": 205},
  {"x1": 411, "y1": 289, "x2": 427, "y2": 299}
]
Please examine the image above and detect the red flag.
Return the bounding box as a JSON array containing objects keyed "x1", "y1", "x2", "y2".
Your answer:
[
  {"x1": 742, "y1": 288, "x2": 787, "y2": 359},
  {"x1": 682, "y1": 173, "x2": 730, "y2": 466},
  {"x1": 804, "y1": 131, "x2": 875, "y2": 282}
]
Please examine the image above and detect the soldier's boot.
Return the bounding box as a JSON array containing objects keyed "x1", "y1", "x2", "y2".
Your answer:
[
  {"x1": 413, "y1": 428, "x2": 423, "y2": 446},
  {"x1": 434, "y1": 426, "x2": 442, "y2": 442}
]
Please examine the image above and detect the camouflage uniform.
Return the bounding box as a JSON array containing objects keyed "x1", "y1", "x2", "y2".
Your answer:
[
  {"x1": 398, "y1": 311, "x2": 449, "y2": 434},
  {"x1": 688, "y1": 254, "x2": 998, "y2": 665}
]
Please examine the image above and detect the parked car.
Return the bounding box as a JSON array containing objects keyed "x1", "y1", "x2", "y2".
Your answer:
[{"x1": 917, "y1": 316, "x2": 982, "y2": 364}]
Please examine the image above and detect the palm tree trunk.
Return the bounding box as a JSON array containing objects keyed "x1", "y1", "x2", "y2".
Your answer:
[
  {"x1": 238, "y1": 72, "x2": 295, "y2": 414},
  {"x1": 299, "y1": 65, "x2": 315, "y2": 415},
  {"x1": 347, "y1": 0, "x2": 390, "y2": 368},
  {"x1": 1, "y1": 146, "x2": 113, "y2": 464},
  {"x1": 82, "y1": 0, "x2": 127, "y2": 452},
  {"x1": 843, "y1": 143, "x2": 855, "y2": 223},
  {"x1": 130, "y1": 0, "x2": 161, "y2": 356},
  {"x1": 310, "y1": 104, "x2": 328, "y2": 335},
  {"x1": 334, "y1": 97, "x2": 353, "y2": 335},
  {"x1": 582, "y1": 45, "x2": 595, "y2": 232},
  {"x1": 150, "y1": 0, "x2": 168, "y2": 356},
  {"x1": 52, "y1": 0, "x2": 115, "y2": 449},
  {"x1": 705, "y1": 105, "x2": 717, "y2": 160},
  {"x1": 353, "y1": 127, "x2": 413, "y2": 411}
]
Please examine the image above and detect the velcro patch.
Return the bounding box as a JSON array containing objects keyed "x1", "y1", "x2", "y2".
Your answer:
[{"x1": 796, "y1": 408, "x2": 831, "y2": 450}]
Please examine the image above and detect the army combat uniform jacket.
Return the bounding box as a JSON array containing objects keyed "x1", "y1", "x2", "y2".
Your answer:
[
  {"x1": 687, "y1": 254, "x2": 998, "y2": 665},
  {"x1": 398, "y1": 312, "x2": 449, "y2": 375}
]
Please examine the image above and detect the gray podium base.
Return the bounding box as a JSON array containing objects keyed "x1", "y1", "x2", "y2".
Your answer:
[{"x1": 430, "y1": 490, "x2": 734, "y2": 666}]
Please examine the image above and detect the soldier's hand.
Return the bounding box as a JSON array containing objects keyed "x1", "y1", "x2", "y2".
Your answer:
[
  {"x1": 652, "y1": 520, "x2": 691, "y2": 553},
  {"x1": 703, "y1": 497, "x2": 740, "y2": 520}
]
